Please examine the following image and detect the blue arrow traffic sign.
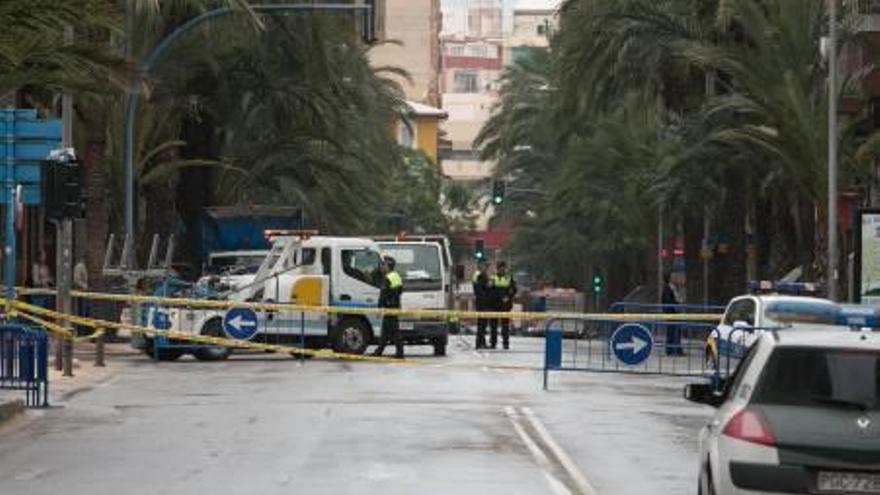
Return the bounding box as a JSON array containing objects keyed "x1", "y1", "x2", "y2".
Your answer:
[
  {"x1": 223, "y1": 307, "x2": 259, "y2": 340},
  {"x1": 610, "y1": 323, "x2": 653, "y2": 366}
]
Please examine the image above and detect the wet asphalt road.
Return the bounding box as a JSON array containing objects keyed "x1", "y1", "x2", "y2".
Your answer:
[{"x1": 0, "y1": 336, "x2": 712, "y2": 495}]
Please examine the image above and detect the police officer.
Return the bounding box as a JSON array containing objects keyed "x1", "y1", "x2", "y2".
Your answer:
[
  {"x1": 374, "y1": 256, "x2": 404, "y2": 358},
  {"x1": 472, "y1": 260, "x2": 491, "y2": 349},
  {"x1": 489, "y1": 261, "x2": 516, "y2": 349}
]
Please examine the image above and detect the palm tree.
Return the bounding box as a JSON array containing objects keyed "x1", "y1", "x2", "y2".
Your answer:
[
  {"x1": 0, "y1": 0, "x2": 125, "y2": 99},
  {"x1": 481, "y1": 0, "x2": 880, "y2": 301}
]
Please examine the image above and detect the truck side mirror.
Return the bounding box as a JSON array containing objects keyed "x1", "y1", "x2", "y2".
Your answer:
[{"x1": 455, "y1": 264, "x2": 465, "y2": 281}]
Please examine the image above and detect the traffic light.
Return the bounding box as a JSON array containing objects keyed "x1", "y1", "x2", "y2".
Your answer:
[
  {"x1": 474, "y1": 239, "x2": 485, "y2": 260},
  {"x1": 592, "y1": 272, "x2": 604, "y2": 294},
  {"x1": 42, "y1": 148, "x2": 83, "y2": 219},
  {"x1": 491, "y1": 180, "x2": 505, "y2": 205}
]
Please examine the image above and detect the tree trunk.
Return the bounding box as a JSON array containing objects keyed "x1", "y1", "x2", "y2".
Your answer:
[
  {"x1": 683, "y1": 213, "x2": 704, "y2": 304},
  {"x1": 711, "y1": 171, "x2": 748, "y2": 302}
]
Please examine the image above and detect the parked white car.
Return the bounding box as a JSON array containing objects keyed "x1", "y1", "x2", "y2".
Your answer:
[{"x1": 687, "y1": 303, "x2": 880, "y2": 495}]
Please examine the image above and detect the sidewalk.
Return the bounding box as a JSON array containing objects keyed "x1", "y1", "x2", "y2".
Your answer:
[
  {"x1": 0, "y1": 394, "x2": 24, "y2": 425},
  {"x1": 0, "y1": 342, "x2": 135, "y2": 426}
]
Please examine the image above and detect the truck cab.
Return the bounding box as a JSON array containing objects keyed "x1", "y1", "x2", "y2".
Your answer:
[{"x1": 377, "y1": 237, "x2": 453, "y2": 356}]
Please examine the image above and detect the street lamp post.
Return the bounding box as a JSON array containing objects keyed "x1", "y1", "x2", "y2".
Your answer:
[
  {"x1": 828, "y1": 0, "x2": 839, "y2": 300},
  {"x1": 122, "y1": 2, "x2": 375, "y2": 259}
]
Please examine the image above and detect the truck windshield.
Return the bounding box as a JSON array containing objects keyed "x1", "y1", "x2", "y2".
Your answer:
[
  {"x1": 753, "y1": 347, "x2": 880, "y2": 410},
  {"x1": 380, "y1": 244, "x2": 442, "y2": 292}
]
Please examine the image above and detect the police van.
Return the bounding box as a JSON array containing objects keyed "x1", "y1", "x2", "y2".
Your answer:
[{"x1": 705, "y1": 281, "x2": 831, "y2": 370}]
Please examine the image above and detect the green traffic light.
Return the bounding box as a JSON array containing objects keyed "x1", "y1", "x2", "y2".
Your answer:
[{"x1": 493, "y1": 195, "x2": 502, "y2": 205}]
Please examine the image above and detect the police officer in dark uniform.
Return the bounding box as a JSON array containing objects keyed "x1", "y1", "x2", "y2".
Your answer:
[
  {"x1": 472, "y1": 260, "x2": 491, "y2": 349},
  {"x1": 489, "y1": 261, "x2": 516, "y2": 349},
  {"x1": 374, "y1": 256, "x2": 404, "y2": 358}
]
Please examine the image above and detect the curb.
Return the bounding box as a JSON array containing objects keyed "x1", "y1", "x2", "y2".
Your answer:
[{"x1": 0, "y1": 399, "x2": 25, "y2": 425}]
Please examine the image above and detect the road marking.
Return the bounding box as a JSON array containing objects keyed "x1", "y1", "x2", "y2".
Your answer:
[
  {"x1": 504, "y1": 406, "x2": 573, "y2": 495},
  {"x1": 521, "y1": 407, "x2": 599, "y2": 495}
]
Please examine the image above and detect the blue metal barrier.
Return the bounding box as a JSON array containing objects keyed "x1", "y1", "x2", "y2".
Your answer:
[
  {"x1": 0, "y1": 324, "x2": 49, "y2": 407},
  {"x1": 542, "y1": 316, "x2": 718, "y2": 390}
]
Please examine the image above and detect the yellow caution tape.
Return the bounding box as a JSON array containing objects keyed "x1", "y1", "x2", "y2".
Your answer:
[
  {"x1": 16, "y1": 310, "x2": 74, "y2": 339},
  {"x1": 55, "y1": 289, "x2": 721, "y2": 323},
  {"x1": 6, "y1": 299, "x2": 415, "y2": 365}
]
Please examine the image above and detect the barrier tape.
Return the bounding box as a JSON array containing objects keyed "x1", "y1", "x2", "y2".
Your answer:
[
  {"x1": 3, "y1": 299, "x2": 415, "y2": 365},
  {"x1": 8, "y1": 288, "x2": 723, "y2": 323},
  {"x1": 15, "y1": 310, "x2": 105, "y2": 343}
]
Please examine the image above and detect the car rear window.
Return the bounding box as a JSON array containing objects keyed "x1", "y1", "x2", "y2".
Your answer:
[{"x1": 752, "y1": 347, "x2": 880, "y2": 410}]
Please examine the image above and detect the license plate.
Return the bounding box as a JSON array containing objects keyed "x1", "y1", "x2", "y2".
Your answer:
[{"x1": 818, "y1": 471, "x2": 880, "y2": 493}]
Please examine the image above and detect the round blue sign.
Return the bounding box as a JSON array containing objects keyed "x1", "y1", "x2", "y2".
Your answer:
[
  {"x1": 223, "y1": 307, "x2": 259, "y2": 340},
  {"x1": 610, "y1": 323, "x2": 653, "y2": 366}
]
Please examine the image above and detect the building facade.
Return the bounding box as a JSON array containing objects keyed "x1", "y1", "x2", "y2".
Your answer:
[{"x1": 370, "y1": 0, "x2": 442, "y2": 106}]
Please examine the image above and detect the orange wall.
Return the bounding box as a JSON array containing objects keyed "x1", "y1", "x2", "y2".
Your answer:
[{"x1": 415, "y1": 116, "x2": 440, "y2": 162}]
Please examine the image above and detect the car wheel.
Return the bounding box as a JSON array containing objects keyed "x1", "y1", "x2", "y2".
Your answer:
[
  {"x1": 335, "y1": 318, "x2": 371, "y2": 355},
  {"x1": 433, "y1": 337, "x2": 447, "y2": 356},
  {"x1": 192, "y1": 318, "x2": 231, "y2": 361}
]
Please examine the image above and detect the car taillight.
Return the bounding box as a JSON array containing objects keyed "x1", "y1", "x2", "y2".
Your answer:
[{"x1": 722, "y1": 407, "x2": 776, "y2": 447}]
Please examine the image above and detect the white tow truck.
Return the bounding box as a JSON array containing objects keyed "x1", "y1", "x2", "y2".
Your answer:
[{"x1": 138, "y1": 231, "x2": 451, "y2": 360}]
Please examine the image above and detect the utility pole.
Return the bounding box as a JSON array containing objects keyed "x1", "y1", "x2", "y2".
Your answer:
[
  {"x1": 55, "y1": 25, "x2": 75, "y2": 376},
  {"x1": 828, "y1": 0, "x2": 839, "y2": 300}
]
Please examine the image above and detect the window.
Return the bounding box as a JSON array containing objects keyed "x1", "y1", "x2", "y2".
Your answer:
[
  {"x1": 448, "y1": 45, "x2": 464, "y2": 56},
  {"x1": 753, "y1": 347, "x2": 880, "y2": 410},
  {"x1": 379, "y1": 244, "x2": 442, "y2": 291},
  {"x1": 454, "y1": 70, "x2": 479, "y2": 93},
  {"x1": 398, "y1": 121, "x2": 415, "y2": 148},
  {"x1": 468, "y1": 45, "x2": 489, "y2": 58},
  {"x1": 341, "y1": 249, "x2": 382, "y2": 288},
  {"x1": 724, "y1": 299, "x2": 756, "y2": 326},
  {"x1": 536, "y1": 23, "x2": 547, "y2": 36},
  {"x1": 300, "y1": 248, "x2": 316, "y2": 266}
]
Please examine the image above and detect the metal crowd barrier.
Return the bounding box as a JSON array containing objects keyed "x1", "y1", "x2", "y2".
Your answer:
[
  {"x1": 0, "y1": 324, "x2": 49, "y2": 407},
  {"x1": 542, "y1": 316, "x2": 719, "y2": 389}
]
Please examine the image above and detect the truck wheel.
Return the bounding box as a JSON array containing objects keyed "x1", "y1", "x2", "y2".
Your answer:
[
  {"x1": 433, "y1": 337, "x2": 447, "y2": 356},
  {"x1": 193, "y1": 318, "x2": 231, "y2": 361},
  {"x1": 335, "y1": 318, "x2": 371, "y2": 355},
  {"x1": 142, "y1": 339, "x2": 184, "y2": 361}
]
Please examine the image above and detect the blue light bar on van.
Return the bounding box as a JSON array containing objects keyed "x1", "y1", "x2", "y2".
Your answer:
[
  {"x1": 749, "y1": 280, "x2": 821, "y2": 295},
  {"x1": 765, "y1": 301, "x2": 880, "y2": 328},
  {"x1": 764, "y1": 299, "x2": 839, "y2": 324},
  {"x1": 835, "y1": 305, "x2": 880, "y2": 328}
]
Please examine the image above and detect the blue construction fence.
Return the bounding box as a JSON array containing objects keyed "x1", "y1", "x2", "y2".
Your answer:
[
  {"x1": 542, "y1": 302, "x2": 725, "y2": 389},
  {"x1": 0, "y1": 324, "x2": 49, "y2": 407}
]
